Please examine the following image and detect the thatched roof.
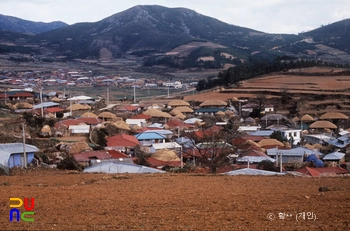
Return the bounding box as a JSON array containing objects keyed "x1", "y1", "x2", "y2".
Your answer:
[
  {"x1": 98, "y1": 111, "x2": 117, "y2": 119},
  {"x1": 319, "y1": 112, "x2": 348, "y2": 120},
  {"x1": 300, "y1": 114, "x2": 314, "y2": 122},
  {"x1": 170, "y1": 109, "x2": 182, "y2": 116},
  {"x1": 66, "y1": 104, "x2": 91, "y2": 111},
  {"x1": 225, "y1": 110, "x2": 235, "y2": 115},
  {"x1": 175, "y1": 112, "x2": 186, "y2": 120},
  {"x1": 144, "y1": 108, "x2": 172, "y2": 118},
  {"x1": 80, "y1": 112, "x2": 98, "y2": 118},
  {"x1": 242, "y1": 140, "x2": 261, "y2": 148},
  {"x1": 292, "y1": 117, "x2": 299, "y2": 122},
  {"x1": 257, "y1": 138, "x2": 284, "y2": 147},
  {"x1": 151, "y1": 149, "x2": 180, "y2": 161},
  {"x1": 199, "y1": 100, "x2": 227, "y2": 107},
  {"x1": 261, "y1": 114, "x2": 288, "y2": 121},
  {"x1": 113, "y1": 121, "x2": 130, "y2": 130},
  {"x1": 14, "y1": 102, "x2": 33, "y2": 109},
  {"x1": 309, "y1": 120, "x2": 337, "y2": 129},
  {"x1": 231, "y1": 97, "x2": 239, "y2": 102},
  {"x1": 168, "y1": 100, "x2": 190, "y2": 107},
  {"x1": 132, "y1": 125, "x2": 142, "y2": 131},
  {"x1": 174, "y1": 106, "x2": 193, "y2": 113},
  {"x1": 51, "y1": 97, "x2": 61, "y2": 102},
  {"x1": 303, "y1": 144, "x2": 314, "y2": 150}
]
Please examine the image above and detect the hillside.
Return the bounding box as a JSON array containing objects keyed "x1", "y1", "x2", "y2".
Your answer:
[
  {"x1": 0, "y1": 5, "x2": 350, "y2": 68},
  {"x1": 0, "y1": 14, "x2": 67, "y2": 34}
]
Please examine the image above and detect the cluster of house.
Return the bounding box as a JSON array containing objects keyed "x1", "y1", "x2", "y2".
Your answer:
[
  {"x1": 0, "y1": 69, "x2": 196, "y2": 89},
  {"x1": 0, "y1": 91, "x2": 349, "y2": 176}
]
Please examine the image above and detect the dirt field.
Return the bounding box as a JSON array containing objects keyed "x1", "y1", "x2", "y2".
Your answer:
[{"x1": 1, "y1": 170, "x2": 350, "y2": 230}]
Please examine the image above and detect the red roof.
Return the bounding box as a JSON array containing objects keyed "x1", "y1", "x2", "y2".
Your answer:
[
  {"x1": 76, "y1": 117, "x2": 102, "y2": 125},
  {"x1": 107, "y1": 134, "x2": 140, "y2": 147},
  {"x1": 297, "y1": 166, "x2": 349, "y2": 177},
  {"x1": 131, "y1": 113, "x2": 151, "y2": 120},
  {"x1": 54, "y1": 119, "x2": 81, "y2": 128},
  {"x1": 147, "y1": 157, "x2": 183, "y2": 168},
  {"x1": 107, "y1": 150, "x2": 130, "y2": 158},
  {"x1": 166, "y1": 118, "x2": 192, "y2": 129},
  {"x1": 46, "y1": 107, "x2": 65, "y2": 113}
]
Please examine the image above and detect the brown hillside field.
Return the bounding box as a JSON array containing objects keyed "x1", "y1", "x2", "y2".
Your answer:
[{"x1": 1, "y1": 170, "x2": 349, "y2": 230}]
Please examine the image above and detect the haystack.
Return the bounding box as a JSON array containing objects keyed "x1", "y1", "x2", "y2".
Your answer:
[
  {"x1": 144, "y1": 108, "x2": 172, "y2": 118},
  {"x1": 151, "y1": 149, "x2": 180, "y2": 161},
  {"x1": 68, "y1": 141, "x2": 92, "y2": 154},
  {"x1": 309, "y1": 120, "x2": 337, "y2": 129},
  {"x1": 67, "y1": 104, "x2": 91, "y2": 111},
  {"x1": 199, "y1": 100, "x2": 227, "y2": 107},
  {"x1": 113, "y1": 121, "x2": 130, "y2": 131},
  {"x1": 319, "y1": 112, "x2": 348, "y2": 120},
  {"x1": 258, "y1": 139, "x2": 284, "y2": 147},
  {"x1": 292, "y1": 117, "x2": 300, "y2": 122},
  {"x1": 40, "y1": 125, "x2": 52, "y2": 136},
  {"x1": 168, "y1": 100, "x2": 190, "y2": 107},
  {"x1": 98, "y1": 111, "x2": 117, "y2": 120},
  {"x1": 215, "y1": 111, "x2": 226, "y2": 117},
  {"x1": 14, "y1": 102, "x2": 33, "y2": 109},
  {"x1": 300, "y1": 114, "x2": 314, "y2": 122},
  {"x1": 174, "y1": 106, "x2": 193, "y2": 113},
  {"x1": 80, "y1": 112, "x2": 98, "y2": 118}
]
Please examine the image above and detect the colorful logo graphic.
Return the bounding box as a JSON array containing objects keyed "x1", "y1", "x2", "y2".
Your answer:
[{"x1": 9, "y1": 198, "x2": 35, "y2": 222}]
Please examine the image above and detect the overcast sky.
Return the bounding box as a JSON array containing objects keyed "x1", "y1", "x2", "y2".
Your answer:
[{"x1": 1, "y1": 0, "x2": 350, "y2": 34}]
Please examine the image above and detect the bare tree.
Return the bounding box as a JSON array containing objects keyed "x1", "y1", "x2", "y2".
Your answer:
[{"x1": 182, "y1": 126, "x2": 241, "y2": 173}]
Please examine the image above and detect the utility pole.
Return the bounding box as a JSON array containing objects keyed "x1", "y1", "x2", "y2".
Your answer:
[
  {"x1": 133, "y1": 86, "x2": 136, "y2": 103},
  {"x1": 22, "y1": 123, "x2": 27, "y2": 168},
  {"x1": 40, "y1": 87, "x2": 43, "y2": 117}
]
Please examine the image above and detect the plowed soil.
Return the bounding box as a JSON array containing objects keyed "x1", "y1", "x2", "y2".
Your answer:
[{"x1": 1, "y1": 170, "x2": 350, "y2": 230}]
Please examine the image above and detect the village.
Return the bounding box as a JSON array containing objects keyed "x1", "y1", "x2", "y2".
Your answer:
[{"x1": 0, "y1": 74, "x2": 349, "y2": 177}]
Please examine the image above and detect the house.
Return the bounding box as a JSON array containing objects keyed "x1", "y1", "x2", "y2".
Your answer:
[
  {"x1": 143, "y1": 130, "x2": 173, "y2": 139},
  {"x1": 135, "y1": 132, "x2": 166, "y2": 146},
  {"x1": 69, "y1": 124, "x2": 90, "y2": 135},
  {"x1": 73, "y1": 150, "x2": 131, "y2": 167},
  {"x1": 106, "y1": 134, "x2": 140, "y2": 155},
  {"x1": 304, "y1": 134, "x2": 332, "y2": 145},
  {"x1": 267, "y1": 147, "x2": 323, "y2": 164},
  {"x1": 273, "y1": 128, "x2": 302, "y2": 146},
  {"x1": 0, "y1": 143, "x2": 39, "y2": 168},
  {"x1": 150, "y1": 142, "x2": 182, "y2": 153},
  {"x1": 126, "y1": 119, "x2": 147, "y2": 128},
  {"x1": 322, "y1": 151, "x2": 346, "y2": 166},
  {"x1": 327, "y1": 131, "x2": 350, "y2": 149},
  {"x1": 296, "y1": 166, "x2": 349, "y2": 177}
]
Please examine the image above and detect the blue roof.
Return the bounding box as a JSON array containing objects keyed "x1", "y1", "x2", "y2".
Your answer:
[
  {"x1": 135, "y1": 132, "x2": 166, "y2": 140},
  {"x1": 33, "y1": 102, "x2": 60, "y2": 109},
  {"x1": 249, "y1": 130, "x2": 274, "y2": 136}
]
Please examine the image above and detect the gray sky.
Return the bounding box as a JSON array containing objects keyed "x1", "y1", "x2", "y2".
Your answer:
[{"x1": 1, "y1": 0, "x2": 350, "y2": 34}]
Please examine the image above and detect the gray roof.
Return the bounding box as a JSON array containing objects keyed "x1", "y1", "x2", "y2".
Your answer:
[
  {"x1": 33, "y1": 102, "x2": 60, "y2": 109},
  {"x1": 323, "y1": 151, "x2": 345, "y2": 160},
  {"x1": 237, "y1": 156, "x2": 276, "y2": 163},
  {"x1": 83, "y1": 162, "x2": 165, "y2": 174},
  {"x1": 267, "y1": 147, "x2": 323, "y2": 157},
  {"x1": 0, "y1": 143, "x2": 39, "y2": 167},
  {"x1": 222, "y1": 168, "x2": 285, "y2": 176}
]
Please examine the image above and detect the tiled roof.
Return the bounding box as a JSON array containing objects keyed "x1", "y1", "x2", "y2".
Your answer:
[
  {"x1": 54, "y1": 119, "x2": 81, "y2": 128},
  {"x1": 107, "y1": 134, "x2": 140, "y2": 147},
  {"x1": 147, "y1": 157, "x2": 183, "y2": 168},
  {"x1": 46, "y1": 107, "x2": 65, "y2": 113},
  {"x1": 297, "y1": 166, "x2": 349, "y2": 177},
  {"x1": 130, "y1": 113, "x2": 151, "y2": 119}
]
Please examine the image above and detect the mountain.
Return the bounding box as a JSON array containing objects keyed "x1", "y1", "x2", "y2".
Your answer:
[
  {"x1": 1, "y1": 5, "x2": 350, "y2": 67},
  {"x1": 0, "y1": 14, "x2": 67, "y2": 34},
  {"x1": 31, "y1": 5, "x2": 300, "y2": 59}
]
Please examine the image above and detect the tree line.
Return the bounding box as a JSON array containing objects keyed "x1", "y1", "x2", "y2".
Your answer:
[{"x1": 196, "y1": 56, "x2": 349, "y2": 91}]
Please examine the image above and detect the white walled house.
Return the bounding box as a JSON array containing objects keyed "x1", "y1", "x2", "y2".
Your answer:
[{"x1": 274, "y1": 129, "x2": 302, "y2": 146}]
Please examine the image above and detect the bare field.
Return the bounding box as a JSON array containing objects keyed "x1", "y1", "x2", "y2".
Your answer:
[{"x1": 0, "y1": 170, "x2": 349, "y2": 230}]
